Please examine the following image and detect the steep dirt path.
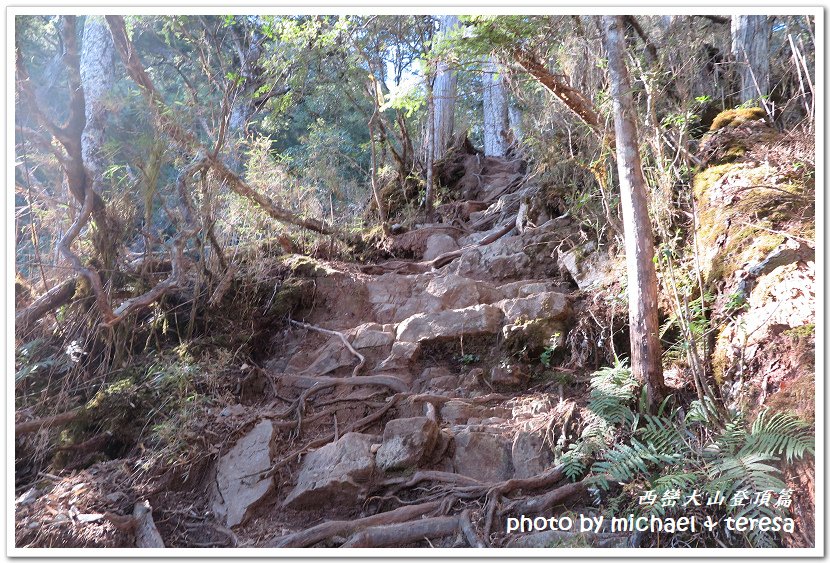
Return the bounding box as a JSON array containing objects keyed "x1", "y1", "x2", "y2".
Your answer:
[{"x1": 194, "y1": 148, "x2": 610, "y2": 548}]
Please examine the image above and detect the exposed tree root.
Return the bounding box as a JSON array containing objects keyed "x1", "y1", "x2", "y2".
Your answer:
[
  {"x1": 500, "y1": 478, "x2": 589, "y2": 515},
  {"x1": 289, "y1": 320, "x2": 365, "y2": 377},
  {"x1": 267, "y1": 499, "x2": 442, "y2": 547},
  {"x1": 341, "y1": 515, "x2": 460, "y2": 547}
]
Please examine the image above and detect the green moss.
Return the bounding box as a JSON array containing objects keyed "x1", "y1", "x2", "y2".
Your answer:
[
  {"x1": 784, "y1": 323, "x2": 815, "y2": 340},
  {"x1": 709, "y1": 107, "x2": 766, "y2": 131},
  {"x1": 284, "y1": 255, "x2": 329, "y2": 277},
  {"x1": 268, "y1": 279, "x2": 314, "y2": 318}
]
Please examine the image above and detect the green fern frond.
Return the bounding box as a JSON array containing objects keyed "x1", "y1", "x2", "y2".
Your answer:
[{"x1": 743, "y1": 410, "x2": 814, "y2": 463}]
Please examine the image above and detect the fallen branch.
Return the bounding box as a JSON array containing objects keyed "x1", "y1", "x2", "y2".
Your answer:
[
  {"x1": 267, "y1": 500, "x2": 442, "y2": 547},
  {"x1": 290, "y1": 320, "x2": 365, "y2": 377},
  {"x1": 15, "y1": 277, "x2": 78, "y2": 334},
  {"x1": 341, "y1": 515, "x2": 460, "y2": 548},
  {"x1": 16, "y1": 408, "x2": 83, "y2": 435}
]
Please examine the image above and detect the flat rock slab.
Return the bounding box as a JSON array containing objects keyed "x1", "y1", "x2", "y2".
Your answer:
[
  {"x1": 212, "y1": 420, "x2": 275, "y2": 527},
  {"x1": 496, "y1": 291, "x2": 571, "y2": 324},
  {"x1": 452, "y1": 430, "x2": 513, "y2": 483},
  {"x1": 283, "y1": 432, "x2": 378, "y2": 510},
  {"x1": 396, "y1": 304, "x2": 504, "y2": 343},
  {"x1": 376, "y1": 417, "x2": 439, "y2": 472},
  {"x1": 511, "y1": 430, "x2": 555, "y2": 479}
]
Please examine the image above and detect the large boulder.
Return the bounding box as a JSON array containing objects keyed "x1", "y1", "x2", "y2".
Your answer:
[
  {"x1": 496, "y1": 291, "x2": 571, "y2": 324},
  {"x1": 452, "y1": 430, "x2": 513, "y2": 482},
  {"x1": 558, "y1": 241, "x2": 614, "y2": 290},
  {"x1": 423, "y1": 233, "x2": 459, "y2": 261},
  {"x1": 283, "y1": 433, "x2": 378, "y2": 510},
  {"x1": 511, "y1": 430, "x2": 555, "y2": 479},
  {"x1": 396, "y1": 304, "x2": 504, "y2": 343},
  {"x1": 375, "y1": 417, "x2": 439, "y2": 472},
  {"x1": 212, "y1": 420, "x2": 275, "y2": 527}
]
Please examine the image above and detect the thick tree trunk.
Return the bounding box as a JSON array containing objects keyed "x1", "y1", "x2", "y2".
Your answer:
[
  {"x1": 482, "y1": 56, "x2": 510, "y2": 156},
  {"x1": 601, "y1": 16, "x2": 666, "y2": 409},
  {"x1": 432, "y1": 15, "x2": 459, "y2": 160},
  {"x1": 80, "y1": 15, "x2": 115, "y2": 195},
  {"x1": 731, "y1": 16, "x2": 770, "y2": 104}
]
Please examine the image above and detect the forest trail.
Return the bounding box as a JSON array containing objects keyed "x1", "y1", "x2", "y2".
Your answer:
[{"x1": 202, "y1": 142, "x2": 607, "y2": 548}]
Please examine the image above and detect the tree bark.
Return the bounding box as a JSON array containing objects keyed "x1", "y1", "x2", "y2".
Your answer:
[
  {"x1": 482, "y1": 56, "x2": 510, "y2": 156},
  {"x1": 432, "y1": 15, "x2": 459, "y2": 160},
  {"x1": 80, "y1": 15, "x2": 115, "y2": 195},
  {"x1": 509, "y1": 105, "x2": 523, "y2": 143},
  {"x1": 424, "y1": 72, "x2": 436, "y2": 215},
  {"x1": 731, "y1": 16, "x2": 771, "y2": 104},
  {"x1": 514, "y1": 48, "x2": 612, "y2": 148},
  {"x1": 601, "y1": 16, "x2": 666, "y2": 409}
]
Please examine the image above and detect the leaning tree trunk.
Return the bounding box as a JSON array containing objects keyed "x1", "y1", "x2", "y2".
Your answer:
[
  {"x1": 601, "y1": 15, "x2": 666, "y2": 409},
  {"x1": 432, "y1": 15, "x2": 459, "y2": 161},
  {"x1": 731, "y1": 15, "x2": 770, "y2": 104},
  {"x1": 482, "y1": 56, "x2": 510, "y2": 157}
]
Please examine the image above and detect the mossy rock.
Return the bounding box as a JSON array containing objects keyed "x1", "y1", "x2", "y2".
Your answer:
[
  {"x1": 709, "y1": 107, "x2": 766, "y2": 131},
  {"x1": 282, "y1": 254, "x2": 339, "y2": 277},
  {"x1": 267, "y1": 278, "x2": 314, "y2": 318}
]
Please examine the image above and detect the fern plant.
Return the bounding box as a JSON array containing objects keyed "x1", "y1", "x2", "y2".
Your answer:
[{"x1": 561, "y1": 363, "x2": 814, "y2": 547}]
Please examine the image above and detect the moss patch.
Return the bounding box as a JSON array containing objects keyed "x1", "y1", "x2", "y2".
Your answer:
[{"x1": 709, "y1": 107, "x2": 766, "y2": 131}]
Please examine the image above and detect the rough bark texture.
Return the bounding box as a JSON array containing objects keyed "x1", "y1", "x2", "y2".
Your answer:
[
  {"x1": 80, "y1": 15, "x2": 115, "y2": 193},
  {"x1": 601, "y1": 16, "x2": 665, "y2": 408},
  {"x1": 432, "y1": 15, "x2": 459, "y2": 160},
  {"x1": 483, "y1": 56, "x2": 510, "y2": 157},
  {"x1": 731, "y1": 16, "x2": 771, "y2": 104}
]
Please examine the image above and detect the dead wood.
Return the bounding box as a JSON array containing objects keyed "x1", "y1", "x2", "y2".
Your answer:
[
  {"x1": 341, "y1": 515, "x2": 460, "y2": 547},
  {"x1": 267, "y1": 500, "x2": 442, "y2": 547},
  {"x1": 514, "y1": 48, "x2": 613, "y2": 148},
  {"x1": 16, "y1": 408, "x2": 83, "y2": 435},
  {"x1": 132, "y1": 500, "x2": 165, "y2": 548},
  {"x1": 15, "y1": 277, "x2": 78, "y2": 335}
]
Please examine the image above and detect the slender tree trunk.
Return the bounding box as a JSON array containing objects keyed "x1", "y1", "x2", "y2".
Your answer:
[
  {"x1": 731, "y1": 16, "x2": 771, "y2": 104},
  {"x1": 509, "y1": 105, "x2": 523, "y2": 144},
  {"x1": 432, "y1": 15, "x2": 459, "y2": 161},
  {"x1": 601, "y1": 15, "x2": 666, "y2": 408},
  {"x1": 424, "y1": 73, "x2": 436, "y2": 216},
  {"x1": 482, "y1": 56, "x2": 510, "y2": 156}
]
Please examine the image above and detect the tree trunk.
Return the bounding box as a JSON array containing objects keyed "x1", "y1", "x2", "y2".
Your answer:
[
  {"x1": 80, "y1": 15, "x2": 115, "y2": 195},
  {"x1": 424, "y1": 73, "x2": 436, "y2": 216},
  {"x1": 509, "y1": 105, "x2": 523, "y2": 144},
  {"x1": 601, "y1": 15, "x2": 666, "y2": 409},
  {"x1": 482, "y1": 56, "x2": 510, "y2": 156},
  {"x1": 432, "y1": 15, "x2": 459, "y2": 160},
  {"x1": 731, "y1": 16, "x2": 770, "y2": 104}
]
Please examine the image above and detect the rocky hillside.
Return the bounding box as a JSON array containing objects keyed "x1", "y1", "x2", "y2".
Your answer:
[{"x1": 15, "y1": 122, "x2": 814, "y2": 549}]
